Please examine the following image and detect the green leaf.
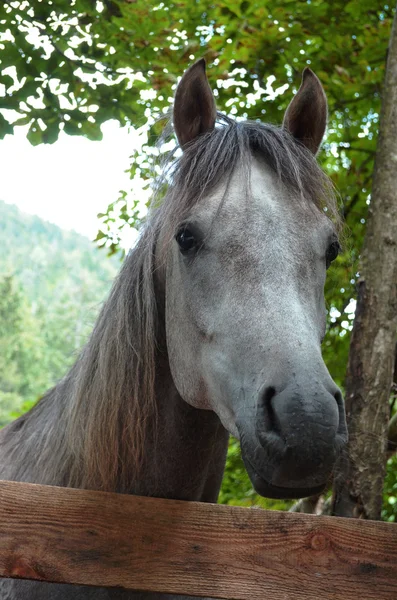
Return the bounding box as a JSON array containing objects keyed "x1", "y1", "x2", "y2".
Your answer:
[
  {"x1": 26, "y1": 122, "x2": 43, "y2": 146},
  {"x1": 81, "y1": 120, "x2": 103, "y2": 141},
  {"x1": 0, "y1": 113, "x2": 14, "y2": 138},
  {"x1": 42, "y1": 122, "x2": 60, "y2": 144}
]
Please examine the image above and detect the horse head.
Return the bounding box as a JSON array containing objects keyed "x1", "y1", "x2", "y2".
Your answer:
[{"x1": 159, "y1": 60, "x2": 347, "y2": 499}]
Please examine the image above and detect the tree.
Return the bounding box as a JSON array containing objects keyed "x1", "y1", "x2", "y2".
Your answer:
[
  {"x1": 332, "y1": 7, "x2": 397, "y2": 520},
  {"x1": 0, "y1": 275, "x2": 45, "y2": 426}
]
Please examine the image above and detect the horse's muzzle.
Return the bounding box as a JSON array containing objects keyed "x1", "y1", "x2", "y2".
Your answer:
[{"x1": 238, "y1": 383, "x2": 348, "y2": 499}]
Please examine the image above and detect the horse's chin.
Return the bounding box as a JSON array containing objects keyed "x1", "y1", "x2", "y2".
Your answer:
[
  {"x1": 243, "y1": 454, "x2": 327, "y2": 500},
  {"x1": 248, "y1": 467, "x2": 326, "y2": 499}
]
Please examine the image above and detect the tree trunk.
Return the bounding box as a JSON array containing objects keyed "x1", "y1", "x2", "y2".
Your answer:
[{"x1": 332, "y1": 5, "x2": 397, "y2": 520}]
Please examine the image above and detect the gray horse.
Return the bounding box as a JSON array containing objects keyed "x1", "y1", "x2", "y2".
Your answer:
[{"x1": 0, "y1": 60, "x2": 347, "y2": 599}]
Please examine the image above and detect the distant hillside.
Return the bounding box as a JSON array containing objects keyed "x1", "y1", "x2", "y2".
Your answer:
[
  {"x1": 0, "y1": 200, "x2": 119, "y2": 306},
  {"x1": 0, "y1": 200, "x2": 120, "y2": 425}
]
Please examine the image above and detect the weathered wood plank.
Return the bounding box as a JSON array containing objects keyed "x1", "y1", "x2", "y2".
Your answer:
[{"x1": 0, "y1": 480, "x2": 396, "y2": 599}]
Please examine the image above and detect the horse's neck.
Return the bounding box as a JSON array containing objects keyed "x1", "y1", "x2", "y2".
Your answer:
[
  {"x1": 0, "y1": 358, "x2": 229, "y2": 503},
  {"x1": 133, "y1": 361, "x2": 229, "y2": 502}
]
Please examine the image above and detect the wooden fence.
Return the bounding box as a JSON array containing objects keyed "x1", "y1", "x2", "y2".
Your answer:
[{"x1": 0, "y1": 479, "x2": 396, "y2": 599}]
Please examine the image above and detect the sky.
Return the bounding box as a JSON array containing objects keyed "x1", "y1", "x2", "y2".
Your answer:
[{"x1": 0, "y1": 120, "x2": 142, "y2": 247}]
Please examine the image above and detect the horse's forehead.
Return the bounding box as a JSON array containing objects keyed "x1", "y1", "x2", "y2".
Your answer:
[{"x1": 192, "y1": 157, "x2": 317, "y2": 231}]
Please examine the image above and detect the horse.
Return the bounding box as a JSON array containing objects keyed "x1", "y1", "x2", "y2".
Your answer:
[{"x1": 0, "y1": 59, "x2": 348, "y2": 599}]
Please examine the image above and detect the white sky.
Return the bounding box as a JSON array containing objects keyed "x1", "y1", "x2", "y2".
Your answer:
[{"x1": 0, "y1": 120, "x2": 141, "y2": 244}]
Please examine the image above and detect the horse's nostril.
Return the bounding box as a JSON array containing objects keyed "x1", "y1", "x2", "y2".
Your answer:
[
  {"x1": 333, "y1": 388, "x2": 348, "y2": 443},
  {"x1": 250, "y1": 381, "x2": 344, "y2": 490},
  {"x1": 334, "y1": 389, "x2": 343, "y2": 407},
  {"x1": 333, "y1": 389, "x2": 344, "y2": 421},
  {"x1": 264, "y1": 386, "x2": 277, "y2": 402},
  {"x1": 258, "y1": 386, "x2": 280, "y2": 436}
]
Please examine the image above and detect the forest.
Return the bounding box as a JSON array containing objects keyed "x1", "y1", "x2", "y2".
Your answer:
[
  {"x1": 0, "y1": 0, "x2": 396, "y2": 521},
  {"x1": 0, "y1": 200, "x2": 119, "y2": 426}
]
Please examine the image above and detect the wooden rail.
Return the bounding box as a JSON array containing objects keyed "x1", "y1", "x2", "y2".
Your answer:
[{"x1": 0, "y1": 480, "x2": 396, "y2": 599}]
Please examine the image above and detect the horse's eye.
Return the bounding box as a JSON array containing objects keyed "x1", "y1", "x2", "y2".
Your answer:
[
  {"x1": 326, "y1": 241, "x2": 340, "y2": 268},
  {"x1": 176, "y1": 228, "x2": 196, "y2": 252}
]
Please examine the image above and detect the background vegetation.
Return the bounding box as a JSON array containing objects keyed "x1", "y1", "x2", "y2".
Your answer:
[
  {"x1": 0, "y1": 200, "x2": 118, "y2": 425},
  {"x1": 0, "y1": 0, "x2": 396, "y2": 519}
]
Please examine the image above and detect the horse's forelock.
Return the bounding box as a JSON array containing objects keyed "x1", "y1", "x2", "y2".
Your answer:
[{"x1": 152, "y1": 114, "x2": 341, "y2": 240}]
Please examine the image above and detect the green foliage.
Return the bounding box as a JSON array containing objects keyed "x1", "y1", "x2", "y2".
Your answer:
[
  {"x1": 383, "y1": 455, "x2": 397, "y2": 522},
  {"x1": 0, "y1": 275, "x2": 45, "y2": 425},
  {"x1": 0, "y1": 200, "x2": 119, "y2": 425}
]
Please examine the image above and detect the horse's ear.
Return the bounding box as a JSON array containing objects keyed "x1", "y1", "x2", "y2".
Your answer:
[
  {"x1": 173, "y1": 59, "x2": 217, "y2": 148},
  {"x1": 283, "y1": 68, "x2": 327, "y2": 155}
]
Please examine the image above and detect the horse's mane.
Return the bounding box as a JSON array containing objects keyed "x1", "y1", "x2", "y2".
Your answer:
[{"x1": 2, "y1": 115, "x2": 339, "y2": 493}]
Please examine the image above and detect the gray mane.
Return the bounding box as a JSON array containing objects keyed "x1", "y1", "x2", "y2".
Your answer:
[{"x1": 1, "y1": 113, "x2": 339, "y2": 494}]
